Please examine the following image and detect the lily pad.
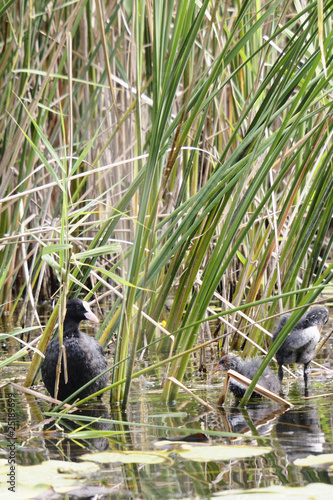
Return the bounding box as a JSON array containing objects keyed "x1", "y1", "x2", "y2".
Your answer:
[
  {"x1": 293, "y1": 453, "x2": 333, "y2": 467},
  {"x1": 176, "y1": 444, "x2": 271, "y2": 462},
  {"x1": 81, "y1": 450, "x2": 168, "y2": 464},
  {"x1": 213, "y1": 482, "x2": 333, "y2": 499},
  {"x1": 81, "y1": 444, "x2": 271, "y2": 465},
  {"x1": 0, "y1": 459, "x2": 100, "y2": 500}
]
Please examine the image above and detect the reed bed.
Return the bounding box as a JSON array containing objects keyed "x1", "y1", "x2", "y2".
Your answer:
[{"x1": 1, "y1": 1, "x2": 333, "y2": 406}]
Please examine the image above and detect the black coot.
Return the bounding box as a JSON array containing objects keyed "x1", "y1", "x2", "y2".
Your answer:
[
  {"x1": 272, "y1": 306, "x2": 329, "y2": 389},
  {"x1": 215, "y1": 354, "x2": 279, "y2": 398},
  {"x1": 41, "y1": 298, "x2": 108, "y2": 401}
]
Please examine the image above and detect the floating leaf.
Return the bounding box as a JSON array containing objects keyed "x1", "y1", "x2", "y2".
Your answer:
[
  {"x1": 81, "y1": 450, "x2": 168, "y2": 464},
  {"x1": 213, "y1": 482, "x2": 333, "y2": 499},
  {"x1": 176, "y1": 444, "x2": 271, "y2": 462},
  {"x1": 294, "y1": 453, "x2": 333, "y2": 467},
  {"x1": 0, "y1": 459, "x2": 100, "y2": 499},
  {"x1": 81, "y1": 444, "x2": 271, "y2": 465}
]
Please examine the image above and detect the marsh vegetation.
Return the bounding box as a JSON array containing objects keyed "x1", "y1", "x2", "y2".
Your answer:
[{"x1": 1, "y1": 0, "x2": 333, "y2": 462}]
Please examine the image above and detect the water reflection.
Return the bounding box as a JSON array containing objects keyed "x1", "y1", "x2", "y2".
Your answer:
[
  {"x1": 275, "y1": 405, "x2": 325, "y2": 462},
  {"x1": 218, "y1": 402, "x2": 286, "y2": 437},
  {"x1": 43, "y1": 402, "x2": 111, "y2": 461},
  {"x1": 1, "y1": 320, "x2": 333, "y2": 500},
  {"x1": 1, "y1": 378, "x2": 333, "y2": 498}
]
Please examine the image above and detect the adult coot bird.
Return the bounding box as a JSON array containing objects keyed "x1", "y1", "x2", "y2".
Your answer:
[
  {"x1": 215, "y1": 354, "x2": 279, "y2": 398},
  {"x1": 41, "y1": 298, "x2": 108, "y2": 401},
  {"x1": 272, "y1": 306, "x2": 329, "y2": 389}
]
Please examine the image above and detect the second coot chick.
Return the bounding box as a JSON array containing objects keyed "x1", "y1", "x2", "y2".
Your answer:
[
  {"x1": 272, "y1": 306, "x2": 329, "y2": 389},
  {"x1": 215, "y1": 354, "x2": 279, "y2": 398},
  {"x1": 41, "y1": 298, "x2": 108, "y2": 401}
]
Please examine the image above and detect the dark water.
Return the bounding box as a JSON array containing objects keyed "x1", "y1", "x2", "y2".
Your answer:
[{"x1": 1, "y1": 305, "x2": 333, "y2": 499}]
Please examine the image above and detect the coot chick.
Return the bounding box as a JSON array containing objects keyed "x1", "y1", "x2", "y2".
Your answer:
[
  {"x1": 272, "y1": 306, "x2": 329, "y2": 389},
  {"x1": 41, "y1": 298, "x2": 108, "y2": 401},
  {"x1": 215, "y1": 354, "x2": 279, "y2": 398}
]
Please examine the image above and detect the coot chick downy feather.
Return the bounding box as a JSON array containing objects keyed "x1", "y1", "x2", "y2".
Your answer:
[
  {"x1": 215, "y1": 354, "x2": 279, "y2": 398},
  {"x1": 272, "y1": 306, "x2": 329, "y2": 389},
  {"x1": 41, "y1": 298, "x2": 108, "y2": 401}
]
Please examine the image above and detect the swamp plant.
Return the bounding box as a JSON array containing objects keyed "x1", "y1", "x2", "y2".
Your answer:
[{"x1": 0, "y1": 0, "x2": 333, "y2": 407}]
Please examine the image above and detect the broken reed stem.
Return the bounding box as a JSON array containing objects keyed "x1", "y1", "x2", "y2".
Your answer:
[
  {"x1": 167, "y1": 376, "x2": 216, "y2": 412},
  {"x1": 218, "y1": 369, "x2": 293, "y2": 408},
  {"x1": 6, "y1": 382, "x2": 76, "y2": 409},
  {"x1": 304, "y1": 392, "x2": 333, "y2": 400},
  {"x1": 218, "y1": 370, "x2": 231, "y2": 406}
]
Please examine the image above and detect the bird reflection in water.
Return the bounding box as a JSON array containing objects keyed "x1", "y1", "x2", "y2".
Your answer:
[{"x1": 43, "y1": 402, "x2": 110, "y2": 461}]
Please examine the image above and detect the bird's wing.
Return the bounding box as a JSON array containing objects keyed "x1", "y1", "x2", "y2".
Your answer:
[{"x1": 281, "y1": 326, "x2": 320, "y2": 350}]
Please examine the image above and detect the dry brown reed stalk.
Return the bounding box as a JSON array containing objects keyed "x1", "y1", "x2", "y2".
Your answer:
[
  {"x1": 167, "y1": 376, "x2": 217, "y2": 412},
  {"x1": 4, "y1": 382, "x2": 77, "y2": 410},
  {"x1": 217, "y1": 369, "x2": 292, "y2": 408}
]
